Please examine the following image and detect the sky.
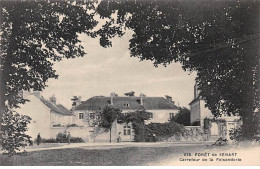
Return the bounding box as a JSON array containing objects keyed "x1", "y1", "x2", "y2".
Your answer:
[{"x1": 42, "y1": 30, "x2": 197, "y2": 109}]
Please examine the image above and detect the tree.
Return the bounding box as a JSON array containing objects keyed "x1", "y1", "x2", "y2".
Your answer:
[
  {"x1": 1, "y1": 0, "x2": 96, "y2": 108},
  {"x1": 0, "y1": 0, "x2": 125, "y2": 153},
  {"x1": 1, "y1": 108, "x2": 31, "y2": 156},
  {"x1": 172, "y1": 107, "x2": 190, "y2": 126},
  {"x1": 124, "y1": 91, "x2": 135, "y2": 97},
  {"x1": 0, "y1": 0, "x2": 124, "y2": 148},
  {"x1": 0, "y1": 0, "x2": 95, "y2": 140},
  {"x1": 97, "y1": 0, "x2": 259, "y2": 138},
  {"x1": 0, "y1": 0, "x2": 122, "y2": 119},
  {"x1": 1, "y1": 0, "x2": 259, "y2": 147},
  {"x1": 99, "y1": 106, "x2": 121, "y2": 143},
  {"x1": 71, "y1": 96, "x2": 81, "y2": 107}
]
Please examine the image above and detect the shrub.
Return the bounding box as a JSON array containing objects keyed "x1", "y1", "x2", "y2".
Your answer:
[
  {"x1": 56, "y1": 132, "x2": 67, "y2": 143},
  {"x1": 172, "y1": 107, "x2": 190, "y2": 126},
  {"x1": 212, "y1": 137, "x2": 228, "y2": 146},
  {"x1": 229, "y1": 127, "x2": 244, "y2": 142},
  {"x1": 132, "y1": 122, "x2": 149, "y2": 142},
  {"x1": 41, "y1": 138, "x2": 57, "y2": 143},
  {"x1": 146, "y1": 121, "x2": 187, "y2": 141},
  {"x1": 40, "y1": 137, "x2": 84, "y2": 143},
  {"x1": 1, "y1": 110, "x2": 32, "y2": 156},
  {"x1": 55, "y1": 132, "x2": 84, "y2": 143},
  {"x1": 132, "y1": 121, "x2": 187, "y2": 142},
  {"x1": 119, "y1": 110, "x2": 187, "y2": 142},
  {"x1": 70, "y1": 137, "x2": 84, "y2": 143}
]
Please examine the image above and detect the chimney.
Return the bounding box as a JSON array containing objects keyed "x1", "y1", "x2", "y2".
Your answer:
[
  {"x1": 140, "y1": 93, "x2": 144, "y2": 105},
  {"x1": 194, "y1": 83, "x2": 200, "y2": 99},
  {"x1": 33, "y1": 90, "x2": 41, "y2": 99},
  {"x1": 110, "y1": 92, "x2": 115, "y2": 105},
  {"x1": 76, "y1": 96, "x2": 81, "y2": 106},
  {"x1": 165, "y1": 95, "x2": 172, "y2": 101},
  {"x1": 49, "y1": 94, "x2": 57, "y2": 104}
]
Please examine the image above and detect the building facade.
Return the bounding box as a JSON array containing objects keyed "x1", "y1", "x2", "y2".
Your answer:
[
  {"x1": 189, "y1": 83, "x2": 241, "y2": 140},
  {"x1": 74, "y1": 93, "x2": 179, "y2": 142},
  {"x1": 16, "y1": 91, "x2": 75, "y2": 140}
]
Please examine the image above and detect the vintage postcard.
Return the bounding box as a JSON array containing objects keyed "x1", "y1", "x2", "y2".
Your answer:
[{"x1": 0, "y1": 0, "x2": 259, "y2": 166}]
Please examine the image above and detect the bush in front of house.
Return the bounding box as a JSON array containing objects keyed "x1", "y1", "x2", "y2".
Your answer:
[
  {"x1": 41, "y1": 138, "x2": 57, "y2": 143},
  {"x1": 119, "y1": 110, "x2": 187, "y2": 142},
  {"x1": 131, "y1": 121, "x2": 187, "y2": 142},
  {"x1": 37, "y1": 133, "x2": 84, "y2": 143},
  {"x1": 56, "y1": 132, "x2": 67, "y2": 143},
  {"x1": 132, "y1": 123, "x2": 149, "y2": 142},
  {"x1": 171, "y1": 107, "x2": 191, "y2": 126},
  {"x1": 56, "y1": 132, "x2": 84, "y2": 143},
  {"x1": 145, "y1": 121, "x2": 187, "y2": 141},
  {"x1": 70, "y1": 137, "x2": 84, "y2": 143}
]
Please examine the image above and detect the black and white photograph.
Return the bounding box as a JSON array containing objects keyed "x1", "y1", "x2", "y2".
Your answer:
[{"x1": 0, "y1": 0, "x2": 259, "y2": 166}]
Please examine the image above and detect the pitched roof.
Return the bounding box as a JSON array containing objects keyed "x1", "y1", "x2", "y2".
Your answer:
[
  {"x1": 189, "y1": 97, "x2": 201, "y2": 105},
  {"x1": 40, "y1": 97, "x2": 72, "y2": 116},
  {"x1": 75, "y1": 96, "x2": 178, "y2": 110},
  {"x1": 56, "y1": 104, "x2": 73, "y2": 116}
]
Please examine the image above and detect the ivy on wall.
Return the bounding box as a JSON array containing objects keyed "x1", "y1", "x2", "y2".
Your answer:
[{"x1": 119, "y1": 110, "x2": 187, "y2": 142}]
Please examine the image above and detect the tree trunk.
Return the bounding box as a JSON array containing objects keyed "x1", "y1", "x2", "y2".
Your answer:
[
  {"x1": 0, "y1": 72, "x2": 5, "y2": 141},
  {"x1": 109, "y1": 128, "x2": 112, "y2": 143},
  {"x1": 94, "y1": 127, "x2": 96, "y2": 143}
]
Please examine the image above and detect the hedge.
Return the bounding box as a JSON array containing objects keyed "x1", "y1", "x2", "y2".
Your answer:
[{"x1": 37, "y1": 133, "x2": 84, "y2": 143}]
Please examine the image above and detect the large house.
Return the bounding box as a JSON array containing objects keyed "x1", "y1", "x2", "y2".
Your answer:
[
  {"x1": 16, "y1": 91, "x2": 76, "y2": 140},
  {"x1": 74, "y1": 93, "x2": 179, "y2": 142},
  {"x1": 15, "y1": 91, "x2": 179, "y2": 142}
]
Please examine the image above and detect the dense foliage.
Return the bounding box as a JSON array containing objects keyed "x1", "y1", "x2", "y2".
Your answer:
[
  {"x1": 119, "y1": 110, "x2": 186, "y2": 142},
  {"x1": 0, "y1": 0, "x2": 120, "y2": 150},
  {"x1": 146, "y1": 121, "x2": 187, "y2": 141},
  {"x1": 1, "y1": 108, "x2": 31, "y2": 155},
  {"x1": 229, "y1": 127, "x2": 244, "y2": 142},
  {"x1": 118, "y1": 110, "x2": 150, "y2": 142},
  {"x1": 55, "y1": 132, "x2": 84, "y2": 143},
  {"x1": 97, "y1": 0, "x2": 260, "y2": 138},
  {"x1": 172, "y1": 107, "x2": 190, "y2": 126},
  {"x1": 35, "y1": 133, "x2": 84, "y2": 143},
  {"x1": 1, "y1": 1, "x2": 259, "y2": 151}
]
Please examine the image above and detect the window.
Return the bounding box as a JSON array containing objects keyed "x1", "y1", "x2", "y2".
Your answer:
[
  {"x1": 124, "y1": 103, "x2": 130, "y2": 107},
  {"x1": 122, "y1": 112, "x2": 128, "y2": 116},
  {"x1": 149, "y1": 113, "x2": 153, "y2": 119},
  {"x1": 169, "y1": 113, "x2": 174, "y2": 119},
  {"x1": 127, "y1": 127, "x2": 131, "y2": 135},
  {"x1": 124, "y1": 125, "x2": 131, "y2": 135},
  {"x1": 79, "y1": 113, "x2": 84, "y2": 119},
  {"x1": 89, "y1": 113, "x2": 95, "y2": 119}
]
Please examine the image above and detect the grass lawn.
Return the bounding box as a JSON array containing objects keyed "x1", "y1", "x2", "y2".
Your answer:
[
  {"x1": 0, "y1": 144, "x2": 208, "y2": 166},
  {"x1": 23, "y1": 143, "x2": 63, "y2": 149}
]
